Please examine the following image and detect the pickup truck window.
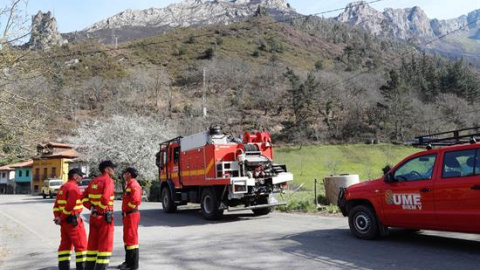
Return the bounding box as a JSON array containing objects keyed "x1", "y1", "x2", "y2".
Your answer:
[
  {"x1": 393, "y1": 154, "x2": 436, "y2": 182},
  {"x1": 442, "y1": 149, "x2": 477, "y2": 178}
]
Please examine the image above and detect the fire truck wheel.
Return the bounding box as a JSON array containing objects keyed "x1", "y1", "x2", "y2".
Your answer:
[
  {"x1": 161, "y1": 187, "x2": 177, "y2": 213},
  {"x1": 252, "y1": 207, "x2": 271, "y2": 216},
  {"x1": 201, "y1": 188, "x2": 224, "y2": 220},
  {"x1": 348, "y1": 204, "x2": 380, "y2": 240}
]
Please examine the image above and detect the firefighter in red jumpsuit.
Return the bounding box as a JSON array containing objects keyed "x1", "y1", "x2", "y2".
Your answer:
[
  {"x1": 82, "y1": 160, "x2": 116, "y2": 270},
  {"x1": 117, "y1": 167, "x2": 142, "y2": 270},
  {"x1": 53, "y1": 168, "x2": 88, "y2": 270}
]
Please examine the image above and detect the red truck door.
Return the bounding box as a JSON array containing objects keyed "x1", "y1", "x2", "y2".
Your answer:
[
  {"x1": 434, "y1": 148, "x2": 480, "y2": 232},
  {"x1": 382, "y1": 154, "x2": 437, "y2": 228}
]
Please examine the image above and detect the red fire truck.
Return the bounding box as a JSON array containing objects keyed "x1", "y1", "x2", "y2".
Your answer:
[
  {"x1": 338, "y1": 127, "x2": 480, "y2": 239},
  {"x1": 155, "y1": 127, "x2": 293, "y2": 220}
]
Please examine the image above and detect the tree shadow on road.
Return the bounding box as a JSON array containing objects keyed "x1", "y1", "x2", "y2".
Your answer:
[
  {"x1": 278, "y1": 228, "x2": 480, "y2": 270},
  {"x1": 134, "y1": 207, "x2": 268, "y2": 228}
]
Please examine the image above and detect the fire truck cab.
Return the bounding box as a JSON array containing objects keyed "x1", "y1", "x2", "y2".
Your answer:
[
  {"x1": 156, "y1": 127, "x2": 293, "y2": 220},
  {"x1": 338, "y1": 127, "x2": 480, "y2": 239}
]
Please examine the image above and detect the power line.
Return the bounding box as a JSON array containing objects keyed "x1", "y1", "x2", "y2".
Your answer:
[
  {"x1": 13, "y1": 0, "x2": 391, "y2": 63},
  {"x1": 318, "y1": 16, "x2": 480, "y2": 92}
]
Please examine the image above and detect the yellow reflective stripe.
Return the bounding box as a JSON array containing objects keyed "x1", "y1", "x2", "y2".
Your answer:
[
  {"x1": 89, "y1": 194, "x2": 102, "y2": 199},
  {"x1": 58, "y1": 256, "x2": 71, "y2": 261},
  {"x1": 76, "y1": 257, "x2": 87, "y2": 262},
  {"x1": 91, "y1": 201, "x2": 99, "y2": 206},
  {"x1": 98, "y1": 202, "x2": 107, "y2": 209},
  {"x1": 76, "y1": 251, "x2": 87, "y2": 256},
  {"x1": 82, "y1": 198, "x2": 89, "y2": 202},
  {"x1": 62, "y1": 209, "x2": 72, "y2": 215},
  {"x1": 126, "y1": 188, "x2": 131, "y2": 192},
  {"x1": 58, "y1": 251, "x2": 71, "y2": 255},
  {"x1": 57, "y1": 200, "x2": 67, "y2": 204},
  {"x1": 59, "y1": 206, "x2": 65, "y2": 210},
  {"x1": 126, "y1": 245, "x2": 139, "y2": 250},
  {"x1": 128, "y1": 202, "x2": 137, "y2": 209},
  {"x1": 97, "y1": 252, "x2": 112, "y2": 256},
  {"x1": 108, "y1": 202, "x2": 113, "y2": 206},
  {"x1": 86, "y1": 257, "x2": 97, "y2": 261},
  {"x1": 86, "y1": 251, "x2": 98, "y2": 255},
  {"x1": 110, "y1": 196, "x2": 115, "y2": 200},
  {"x1": 74, "y1": 205, "x2": 83, "y2": 210},
  {"x1": 53, "y1": 208, "x2": 61, "y2": 212},
  {"x1": 96, "y1": 259, "x2": 110, "y2": 264},
  {"x1": 76, "y1": 200, "x2": 81, "y2": 203}
]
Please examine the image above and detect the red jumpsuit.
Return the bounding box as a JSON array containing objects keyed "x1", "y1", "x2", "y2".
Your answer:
[
  {"x1": 53, "y1": 179, "x2": 87, "y2": 270},
  {"x1": 82, "y1": 174, "x2": 115, "y2": 270},
  {"x1": 121, "y1": 179, "x2": 142, "y2": 269}
]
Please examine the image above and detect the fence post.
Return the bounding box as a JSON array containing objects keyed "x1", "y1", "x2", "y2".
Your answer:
[{"x1": 314, "y1": 178, "x2": 317, "y2": 205}]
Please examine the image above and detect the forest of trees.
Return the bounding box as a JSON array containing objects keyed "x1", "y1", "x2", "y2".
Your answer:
[{"x1": 1, "y1": 1, "x2": 480, "y2": 169}]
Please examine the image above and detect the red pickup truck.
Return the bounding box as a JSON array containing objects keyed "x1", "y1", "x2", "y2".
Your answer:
[{"x1": 338, "y1": 129, "x2": 480, "y2": 240}]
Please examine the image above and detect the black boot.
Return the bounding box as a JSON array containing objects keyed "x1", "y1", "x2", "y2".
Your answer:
[
  {"x1": 58, "y1": 260, "x2": 70, "y2": 270},
  {"x1": 76, "y1": 261, "x2": 86, "y2": 270},
  {"x1": 130, "y1": 248, "x2": 139, "y2": 270},
  {"x1": 84, "y1": 261, "x2": 96, "y2": 270},
  {"x1": 93, "y1": 263, "x2": 108, "y2": 270}
]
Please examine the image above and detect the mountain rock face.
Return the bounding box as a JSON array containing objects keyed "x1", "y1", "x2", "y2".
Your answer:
[
  {"x1": 26, "y1": 11, "x2": 65, "y2": 50},
  {"x1": 66, "y1": 0, "x2": 295, "y2": 44},
  {"x1": 336, "y1": 1, "x2": 480, "y2": 40}
]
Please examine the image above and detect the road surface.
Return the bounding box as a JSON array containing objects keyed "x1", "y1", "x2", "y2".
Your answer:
[{"x1": 0, "y1": 195, "x2": 479, "y2": 270}]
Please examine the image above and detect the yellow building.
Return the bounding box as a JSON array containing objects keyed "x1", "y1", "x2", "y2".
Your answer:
[{"x1": 32, "y1": 142, "x2": 81, "y2": 193}]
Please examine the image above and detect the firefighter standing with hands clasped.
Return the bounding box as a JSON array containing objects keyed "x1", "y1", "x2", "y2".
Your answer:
[
  {"x1": 82, "y1": 160, "x2": 116, "y2": 270},
  {"x1": 117, "y1": 167, "x2": 142, "y2": 270},
  {"x1": 53, "y1": 168, "x2": 88, "y2": 270}
]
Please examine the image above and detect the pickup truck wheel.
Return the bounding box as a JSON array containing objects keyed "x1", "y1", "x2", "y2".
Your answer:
[
  {"x1": 49, "y1": 191, "x2": 54, "y2": 199},
  {"x1": 201, "y1": 188, "x2": 224, "y2": 220},
  {"x1": 348, "y1": 205, "x2": 380, "y2": 240},
  {"x1": 42, "y1": 192, "x2": 46, "y2": 199},
  {"x1": 161, "y1": 187, "x2": 177, "y2": 213}
]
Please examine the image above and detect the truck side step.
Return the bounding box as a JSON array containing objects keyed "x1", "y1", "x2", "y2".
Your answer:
[{"x1": 227, "y1": 202, "x2": 286, "y2": 212}]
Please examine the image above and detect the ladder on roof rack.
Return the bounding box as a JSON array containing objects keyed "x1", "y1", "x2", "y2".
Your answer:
[{"x1": 412, "y1": 127, "x2": 480, "y2": 147}]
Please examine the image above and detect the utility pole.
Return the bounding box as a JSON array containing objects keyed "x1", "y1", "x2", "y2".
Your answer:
[
  {"x1": 202, "y1": 67, "x2": 207, "y2": 119},
  {"x1": 114, "y1": 35, "x2": 118, "y2": 50}
]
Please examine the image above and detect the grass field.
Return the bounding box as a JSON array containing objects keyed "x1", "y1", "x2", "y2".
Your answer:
[
  {"x1": 272, "y1": 144, "x2": 420, "y2": 211},
  {"x1": 275, "y1": 144, "x2": 419, "y2": 189}
]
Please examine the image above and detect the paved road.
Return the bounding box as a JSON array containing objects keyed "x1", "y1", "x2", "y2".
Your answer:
[{"x1": 1, "y1": 195, "x2": 480, "y2": 270}]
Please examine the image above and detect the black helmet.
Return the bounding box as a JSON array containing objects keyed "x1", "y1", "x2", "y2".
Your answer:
[
  {"x1": 68, "y1": 168, "x2": 85, "y2": 178},
  {"x1": 124, "y1": 167, "x2": 138, "y2": 178},
  {"x1": 99, "y1": 160, "x2": 116, "y2": 172}
]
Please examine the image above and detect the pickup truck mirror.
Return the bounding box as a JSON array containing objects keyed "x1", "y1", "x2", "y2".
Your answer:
[{"x1": 384, "y1": 172, "x2": 396, "y2": 183}]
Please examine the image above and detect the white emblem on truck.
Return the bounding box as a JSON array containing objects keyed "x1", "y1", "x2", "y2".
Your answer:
[{"x1": 386, "y1": 190, "x2": 422, "y2": 210}]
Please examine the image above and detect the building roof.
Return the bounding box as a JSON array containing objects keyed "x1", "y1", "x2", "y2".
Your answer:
[
  {"x1": 37, "y1": 142, "x2": 73, "y2": 149},
  {"x1": 9, "y1": 160, "x2": 34, "y2": 168},
  {"x1": 0, "y1": 165, "x2": 13, "y2": 171},
  {"x1": 43, "y1": 149, "x2": 81, "y2": 159}
]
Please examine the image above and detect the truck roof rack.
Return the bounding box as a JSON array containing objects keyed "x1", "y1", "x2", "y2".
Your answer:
[{"x1": 412, "y1": 127, "x2": 480, "y2": 148}]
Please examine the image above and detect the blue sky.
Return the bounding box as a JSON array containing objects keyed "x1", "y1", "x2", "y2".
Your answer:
[{"x1": 26, "y1": 0, "x2": 480, "y2": 33}]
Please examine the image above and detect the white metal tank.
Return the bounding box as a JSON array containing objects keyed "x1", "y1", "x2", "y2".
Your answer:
[{"x1": 324, "y1": 174, "x2": 360, "y2": 205}]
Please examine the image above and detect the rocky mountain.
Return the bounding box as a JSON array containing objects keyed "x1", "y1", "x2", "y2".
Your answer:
[
  {"x1": 26, "y1": 11, "x2": 65, "y2": 50},
  {"x1": 336, "y1": 1, "x2": 480, "y2": 60},
  {"x1": 64, "y1": 0, "x2": 296, "y2": 44}
]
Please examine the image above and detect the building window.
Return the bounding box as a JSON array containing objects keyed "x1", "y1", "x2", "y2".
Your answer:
[
  {"x1": 2, "y1": 173, "x2": 5, "y2": 178},
  {"x1": 26, "y1": 170, "x2": 29, "y2": 177},
  {"x1": 51, "y1": 167, "x2": 57, "y2": 178},
  {"x1": 19, "y1": 170, "x2": 22, "y2": 177}
]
